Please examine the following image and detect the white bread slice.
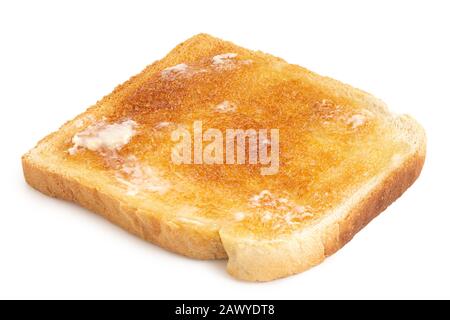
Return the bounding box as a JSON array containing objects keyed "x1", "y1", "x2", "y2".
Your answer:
[{"x1": 22, "y1": 34, "x2": 426, "y2": 281}]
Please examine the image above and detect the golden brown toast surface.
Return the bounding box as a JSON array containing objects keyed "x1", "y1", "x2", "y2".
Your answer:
[{"x1": 31, "y1": 34, "x2": 413, "y2": 241}]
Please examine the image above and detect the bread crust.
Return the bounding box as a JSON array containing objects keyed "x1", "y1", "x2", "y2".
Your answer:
[{"x1": 21, "y1": 34, "x2": 427, "y2": 281}]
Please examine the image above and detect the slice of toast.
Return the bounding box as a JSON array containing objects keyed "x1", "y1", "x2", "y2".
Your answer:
[{"x1": 22, "y1": 34, "x2": 426, "y2": 281}]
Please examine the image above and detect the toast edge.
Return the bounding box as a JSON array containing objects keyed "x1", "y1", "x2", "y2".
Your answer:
[
  {"x1": 219, "y1": 115, "x2": 427, "y2": 281},
  {"x1": 21, "y1": 114, "x2": 426, "y2": 281},
  {"x1": 21, "y1": 154, "x2": 227, "y2": 260}
]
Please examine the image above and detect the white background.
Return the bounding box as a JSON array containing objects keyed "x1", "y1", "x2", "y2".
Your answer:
[{"x1": 1, "y1": 0, "x2": 449, "y2": 300}]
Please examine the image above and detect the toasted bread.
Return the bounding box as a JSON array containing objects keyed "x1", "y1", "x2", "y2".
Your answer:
[{"x1": 22, "y1": 34, "x2": 426, "y2": 281}]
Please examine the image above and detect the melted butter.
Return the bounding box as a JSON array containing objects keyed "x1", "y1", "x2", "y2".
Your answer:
[{"x1": 63, "y1": 38, "x2": 409, "y2": 238}]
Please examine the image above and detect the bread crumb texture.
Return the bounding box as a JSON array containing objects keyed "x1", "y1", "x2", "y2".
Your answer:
[{"x1": 22, "y1": 34, "x2": 426, "y2": 281}]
